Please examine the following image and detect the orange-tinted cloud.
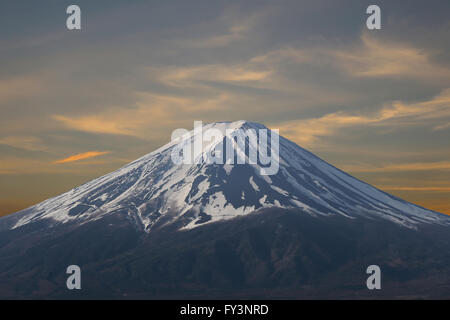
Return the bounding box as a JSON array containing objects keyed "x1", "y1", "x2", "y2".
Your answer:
[
  {"x1": 277, "y1": 88, "x2": 450, "y2": 148},
  {"x1": 0, "y1": 136, "x2": 47, "y2": 151},
  {"x1": 52, "y1": 115, "x2": 136, "y2": 136},
  {"x1": 343, "y1": 161, "x2": 450, "y2": 173},
  {"x1": 54, "y1": 151, "x2": 109, "y2": 164},
  {"x1": 0, "y1": 76, "x2": 44, "y2": 104},
  {"x1": 378, "y1": 186, "x2": 450, "y2": 192}
]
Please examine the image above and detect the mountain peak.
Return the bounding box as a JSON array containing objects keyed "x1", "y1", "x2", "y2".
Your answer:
[
  {"x1": 186, "y1": 120, "x2": 268, "y2": 135},
  {"x1": 2, "y1": 120, "x2": 449, "y2": 233}
]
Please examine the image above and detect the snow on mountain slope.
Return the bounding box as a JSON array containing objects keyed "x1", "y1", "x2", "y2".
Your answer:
[{"x1": 2, "y1": 120, "x2": 449, "y2": 232}]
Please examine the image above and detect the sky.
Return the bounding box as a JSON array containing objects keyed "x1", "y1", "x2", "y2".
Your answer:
[{"x1": 0, "y1": 0, "x2": 449, "y2": 216}]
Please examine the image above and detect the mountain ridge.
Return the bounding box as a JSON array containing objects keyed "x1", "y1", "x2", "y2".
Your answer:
[
  {"x1": 1, "y1": 120, "x2": 448, "y2": 233},
  {"x1": 1, "y1": 120, "x2": 450, "y2": 299}
]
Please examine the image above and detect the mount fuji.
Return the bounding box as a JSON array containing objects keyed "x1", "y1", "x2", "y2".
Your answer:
[
  {"x1": 0, "y1": 120, "x2": 449, "y2": 299},
  {"x1": 1, "y1": 120, "x2": 447, "y2": 232}
]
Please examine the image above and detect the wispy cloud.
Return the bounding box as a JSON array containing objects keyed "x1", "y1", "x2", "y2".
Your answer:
[
  {"x1": 54, "y1": 151, "x2": 110, "y2": 164},
  {"x1": 433, "y1": 121, "x2": 450, "y2": 131},
  {"x1": 0, "y1": 136, "x2": 47, "y2": 151},
  {"x1": 0, "y1": 76, "x2": 44, "y2": 104},
  {"x1": 158, "y1": 64, "x2": 271, "y2": 86},
  {"x1": 248, "y1": 32, "x2": 450, "y2": 82},
  {"x1": 342, "y1": 161, "x2": 450, "y2": 173},
  {"x1": 278, "y1": 88, "x2": 450, "y2": 147},
  {"x1": 378, "y1": 186, "x2": 450, "y2": 192},
  {"x1": 333, "y1": 33, "x2": 450, "y2": 81},
  {"x1": 182, "y1": 7, "x2": 272, "y2": 48},
  {"x1": 52, "y1": 90, "x2": 237, "y2": 138},
  {"x1": 52, "y1": 114, "x2": 137, "y2": 136}
]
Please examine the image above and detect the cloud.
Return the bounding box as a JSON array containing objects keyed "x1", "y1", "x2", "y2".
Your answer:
[
  {"x1": 52, "y1": 114, "x2": 137, "y2": 136},
  {"x1": 332, "y1": 33, "x2": 450, "y2": 80},
  {"x1": 0, "y1": 154, "x2": 127, "y2": 175},
  {"x1": 277, "y1": 88, "x2": 450, "y2": 147},
  {"x1": 182, "y1": 7, "x2": 272, "y2": 48},
  {"x1": 54, "y1": 151, "x2": 110, "y2": 164},
  {"x1": 159, "y1": 65, "x2": 271, "y2": 85},
  {"x1": 0, "y1": 136, "x2": 47, "y2": 151},
  {"x1": 48, "y1": 30, "x2": 450, "y2": 145},
  {"x1": 51, "y1": 33, "x2": 450, "y2": 145},
  {"x1": 0, "y1": 158, "x2": 44, "y2": 175},
  {"x1": 433, "y1": 122, "x2": 450, "y2": 131},
  {"x1": 52, "y1": 90, "x2": 239, "y2": 138},
  {"x1": 249, "y1": 47, "x2": 313, "y2": 65},
  {"x1": 187, "y1": 23, "x2": 245, "y2": 48},
  {"x1": 0, "y1": 31, "x2": 66, "y2": 53},
  {"x1": 378, "y1": 186, "x2": 450, "y2": 192},
  {"x1": 341, "y1": 161, "x2": 450, "y2": 173},
  {"x1": 0, "y1": 76, "x2": 44, "y2": 104},
  {"x1": 248, "y1": 32, "x2": 450, "y2": 91}
]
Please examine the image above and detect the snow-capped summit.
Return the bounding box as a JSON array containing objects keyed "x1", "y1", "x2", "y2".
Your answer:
[{"x1": 2, "y1": 120, "x2": 448, "y2": 232}]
